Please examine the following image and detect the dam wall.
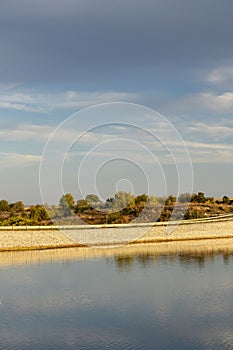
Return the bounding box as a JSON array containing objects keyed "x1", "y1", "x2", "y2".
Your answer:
[{"x1": 0, "y1": 216, "x2": 233, "y2": 250}]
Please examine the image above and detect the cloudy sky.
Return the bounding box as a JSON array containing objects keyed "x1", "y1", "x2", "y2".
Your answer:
[{"x1": 1, "y1": 0, "x2": 233, "y2": 204}]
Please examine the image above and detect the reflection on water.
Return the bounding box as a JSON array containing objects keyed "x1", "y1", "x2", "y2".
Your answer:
[
  {"x1": 0, "y1": 246, "x2": 233, "y2": 349},
  {"x1": 111, "y1": 250, "x2": 233, "y2": 271}
]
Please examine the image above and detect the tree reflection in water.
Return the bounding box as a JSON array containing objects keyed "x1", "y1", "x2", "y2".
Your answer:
[{"x1": 111, "y1": 250, "x2": 233, "y2": 271}]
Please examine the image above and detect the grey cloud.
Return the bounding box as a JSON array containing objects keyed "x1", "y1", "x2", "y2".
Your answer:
[{"x1": 1, "y1": 0, "x2": 233, "y2": 85}]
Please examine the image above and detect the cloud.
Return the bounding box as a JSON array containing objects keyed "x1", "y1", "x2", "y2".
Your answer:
[
  {"x1": 1, "y1": 0, "x2": 233, "y2": 86},
  {"x1": 0, "y1": 152, "x2": 41, "y2": 168},
  {"x1": 0, "y1": 124, "x2": 54, "y2": 141},
  {"x1": 56, "y1": 91, "x2": 139, "y2": 109},
  {"x1": 0, "y1": 90, "x2": 139, "y2": 112},
  {"x1": 160, "y1": 91, "x2": 233, "y2": 115},
  {"x1": 187, "y1": 144, "x2": 233, "y2": 164},
  {"x1": 184, "y1": 122, "x2": 233, "y2": 140},
  {"x1": 3, "y1": 120, "x2": 233, "y2": 165},
  {"x1": 0, "y1": 123, "x2": 115, "y2": 144},
  {"x1": 5, "y1": 89, "x2": 233, "y2": 116},
  {"x1": 186, "y1": 141, "x2": 233, "y2": 151},
  {"x1": 0, "y1": 101, "x2": 44, "y2": 113},
  {"x1": 207, "y1": 65, "x2": 233, "y2": 88},
  {"x1": 66, "y1": 136, "x2": 233, "y2": 165}
]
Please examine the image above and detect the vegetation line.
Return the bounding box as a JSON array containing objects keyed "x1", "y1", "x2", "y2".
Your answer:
[
  {"x1": 0, "y1": 191, "x2": 233, "y2": 226},
  {"x1": 0, "y1": 214, "x2": 233, "y2": 231}
]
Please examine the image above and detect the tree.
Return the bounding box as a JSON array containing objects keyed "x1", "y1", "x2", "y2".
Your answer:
[
  {"x1": 205, "y1": 196, "x2": 215, "y2": 204},
  {"x1": 75, "y1": 199, "x2": 90, "y2": 213},
  {"x1": 191, "y1": 192, "x2": 206, "y2": 203},
  {"x1": 222, "y1": 195, "x2": 230, "y2": 204},
  {"x1": 135, "y1": 194, "x2": 148, "y2": 205},
  {"x1": 85, "y1": 194, "x2": 101, "y2": 208},
  {"x1": 178, "y1": 193, "x2": 192, "y2": 203},
  {"x1": 10, "y1": 201, "x2": 24, "y2": 213},
  {"x1": 157, "y1": 197, "x2": 166, "y2": 204},
  {"x1": 29, "y1": 205, "x2": 49, "y2": 222},
  {"x1": 148, "y1": 196, "x2": 158, "y2": 206},
  {"x1": 59, "y1": 193, "x2": 75, "y2": 216},
  {"x1": 184, "y1": 208, "x2": 205, "y2": 219},
  {"x1": 44, "y1": 204, "x2": 59, "y2": 219},
  {"x1": 64, "y1": 193, "x2": 75, "y2": 208},
  {"x1": 0, "y1": 199, "x2": 9, "y2": 212},
  {"x1": 114, "y1": 191, "x2": 135, "y2": 210},
  {"x1": 165, "y1": 195, "x2": 176, "y2": 205}
]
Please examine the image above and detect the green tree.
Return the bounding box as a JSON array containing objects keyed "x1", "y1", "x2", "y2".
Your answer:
[
  {"x1": 205, "y1": 196, "x2": 215, "y2": 204},
  {"x1": 29, "y1": 205, "x2": 49, "y2": 223},
  {"x1": 85, "y1": 194, "x2": 101, "y2": 207},
  {"x1": 4, "y1": 216, "x2": 33, "y2": 226},
  {"x1": 135, "y1": 194, "x2": 148, "y2": 205},
  {"x1": 157, "y1": 197, "x2": 166, "y2": 204},
  {"x1": 184, "y1": 208, "x2": 205, "y2": 219},
  {"x1": 44, "y1": 204, "x2": 60, "y2": 219},
  {"x1": 59, "y1": 193, "x2": 75, "y2": 216},
  {"x1": 178, "y1": 193, "x2": 192, "y2": 203},
  {"x1": 191, "y1": 192, "x2": 206, "y2": 203},
  {"x1": 64, "y1": 193, "x2": 75, "y2": 208},
  {"x1": 148, "y1": 196, "x2": 158, "y2": 206},
  {"x1": 165, "y1": 195, "x2": 176, "y2": 205},
  {"x1": 105, "y1": 192, "x2": 134, "y2": 211},
  {"x1": 114, "y1": 192, "x2": 135, "y2": 210},
  {"x1": 75, "y1": 199, "x2": 90, "y2": 213},
  {"x1": 10, "y1": 201, "x2": 24, "y2": 213},
  {"x1": 0, "y1": 199, "x2": 9, "y2": 212},
  {"x1": 222, "y1": 195, "x2": 230, "y2": 204}
]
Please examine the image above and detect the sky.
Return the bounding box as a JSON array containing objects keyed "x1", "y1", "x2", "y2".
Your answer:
[{"x1": 1, "y1": 0, "x2": 233, "y2": 204}]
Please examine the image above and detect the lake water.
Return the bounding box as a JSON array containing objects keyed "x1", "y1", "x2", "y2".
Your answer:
[{"x1": 0, "y1": 247, "x2": 233, "y2": 349}]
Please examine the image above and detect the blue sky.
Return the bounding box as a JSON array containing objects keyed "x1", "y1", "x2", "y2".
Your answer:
[{"x1": 1, "y1": 0, "x2": 233, "y2": 204}]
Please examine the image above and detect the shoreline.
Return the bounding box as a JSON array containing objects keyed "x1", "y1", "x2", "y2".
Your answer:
[
  {"x1": 1, "y1": 238, "x2": 233, "y2": 268},
  {"x1": 0, "y1": 218, "x2": 233, "y2": 251}
]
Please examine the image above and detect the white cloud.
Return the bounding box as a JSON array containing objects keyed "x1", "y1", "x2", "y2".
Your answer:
[
  {"x1": 186, "y1": 140, "x2": 233, "y2": 150},
  {"x1": 0, "y1": 124, "x2": 54, "y2": 141},
  {"x1": 164, "y1": 91, "x2": 233, "y2": 115},
  {"x1": 67, "y1": 137, "x2": 233, "y2": 165},
  {"x1": 2, "y1": 118, "x2": 233, "y2": 166},
  {"x1": 184, "y1": 122, "x2": 233, "y2": 140},
  {"x1": 207, "y1": 65, "x2": 233, "y2": 88},
  {"x1": 178, "y1": 139, "x2": 233, "y2": 163},
  {"x1": 0, "y1": 101, "x2": 44, "y2": 113},
  {"x1": 0, "y1": 90, "x2": 139, "y2": 112},
  {"x1": 0, "y1": 152, "x2": 41, "y2": 168},
  {"x1": 57, "y1": 91, "x2": 138, "y2": 108},
  {"x1": 0, "y1": 123, "x2": 114, "y2": 144}
]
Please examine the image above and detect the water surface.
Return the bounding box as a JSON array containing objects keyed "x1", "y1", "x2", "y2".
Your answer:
[{"x1": 0, "y1": 247, "x2": 233, "y2": 349}]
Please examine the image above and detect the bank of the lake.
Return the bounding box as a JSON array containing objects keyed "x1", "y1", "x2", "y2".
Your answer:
[{"x1": 0, "y1": 217, "x2": 233, "y2": 251}]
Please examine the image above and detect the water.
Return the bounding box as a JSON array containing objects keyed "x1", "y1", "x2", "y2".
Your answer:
[{"x1": 0, "y1": 247, "x2": 233, "y2": 349}]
